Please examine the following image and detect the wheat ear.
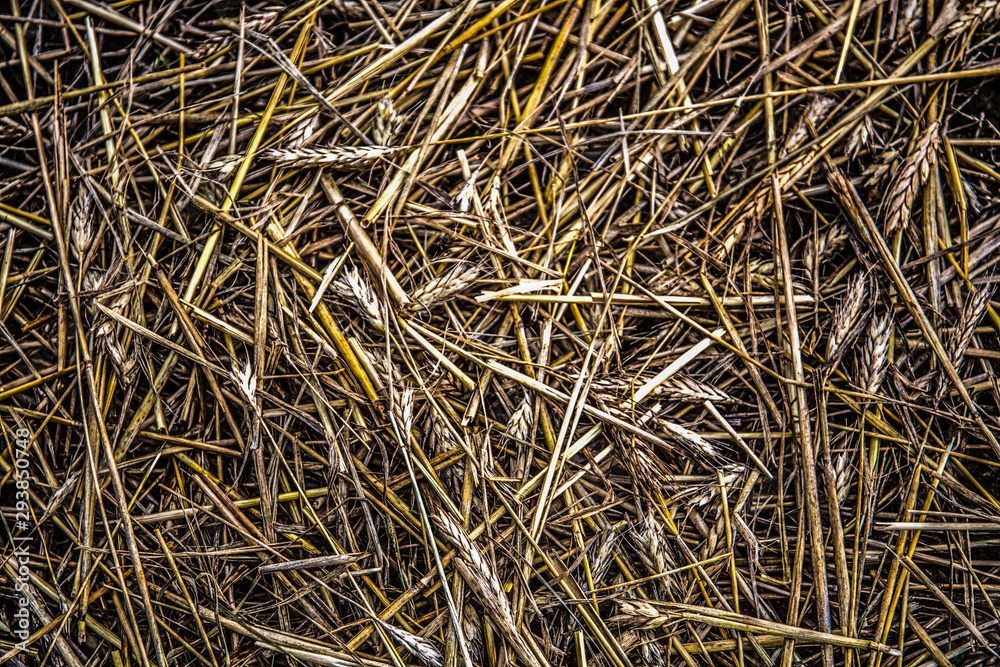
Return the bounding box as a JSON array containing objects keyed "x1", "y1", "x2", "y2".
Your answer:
[
  {"x1": 803, "y1": 224, "x2": 849, "y2": 278},
  {"x1": 947, "y1": 286, "x2": 992, "y2": 372},
  {"x1": 331, "y1": 265, "x2": 385, "y2": 331},
  {"x1": 946, "y1": 0, "x2": 1000, "y2": 40},
  {"x1": 882, "y1": 121, "x2": 940, "y2": 236},
  {"x1": 410, "y1": 264, "x2": 480, "y2": 309},
  {"x1": 373, "y1": 96, "x2": 400, "y2": 147},
  {"x1": 263, "y1": 145, "x2": 401, "y2": 169},
  {"x1": 826, "y1": 273, "x2": 870, "y2": 364},
  {"x1": 70, "y1": 185, "x2": 93, "y2": 260},
  {"x1": 504, "y1": 395, "x2": 533, "y2": 442},
  {"x1": 433, "y1": 512, "x2": 542, "y2": 667},
  {"x1": 375, "y1": 620, "x2": 442, "y2": 667},
  {"x1": 861, "y1": 311, "x2": 893, "y2": 396}
]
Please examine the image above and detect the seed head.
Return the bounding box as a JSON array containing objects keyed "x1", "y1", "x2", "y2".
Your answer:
[
  {"x1": 947, "y1": 286, "x2": 992, "y2": 371},
  {"x1": 373, "y1": 97, "x2": 400, "y2": 147},
  {"x1": 826, "y1": 273, "x2": 870, "y2": 364},
  {"x1": 410, "y1": 264, "x2": 479, "y2": 309},
  {"x1": 263, "y1": 145, "x2": 402, "y2": 170},
  {"x1": 284, "y1": 115, "x2": 320, "y2": 150},
  {"x1": 331, "y1": 265, "x2": 385, "y2": 331},
  {"x1": 375, "y1": 620, "x2": 442, "y2": 667},
  {"x1": 861, "y1": 311, "x2": 893, "y2": 396},
  {"x1": 803, "y1": 225, "x2": 849, "y2": 278},
  {"x1": 70, "y1": 185, "x2": 93, "y2": 260},
  {"x1": 882, "y1": 121, "x2": 940, "y2": 236},
  {"x1": 946, "y1": 0, "x2": 1000, "y2": 40},
  {"x1": 504, "y1": 395, "x2": 532, "y2": 443}
]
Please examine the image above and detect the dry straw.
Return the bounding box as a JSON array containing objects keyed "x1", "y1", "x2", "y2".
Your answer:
[{"x1": 6, "y1": 3, "x2": 1000, "y2": 667}]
